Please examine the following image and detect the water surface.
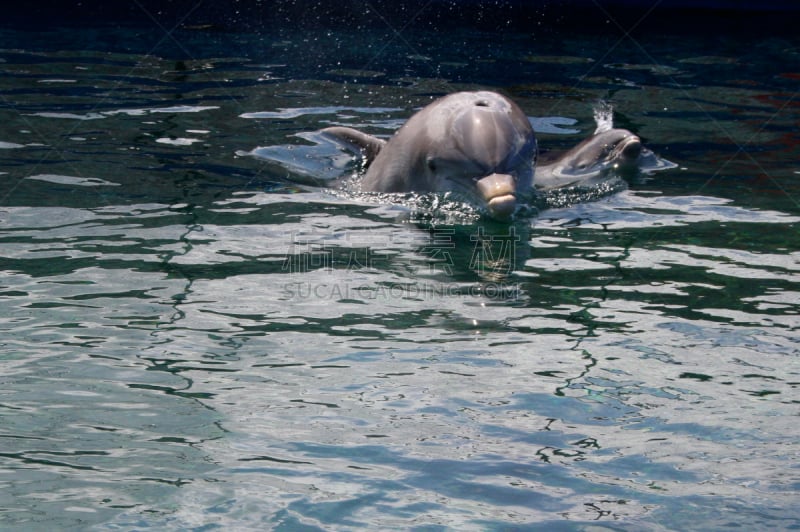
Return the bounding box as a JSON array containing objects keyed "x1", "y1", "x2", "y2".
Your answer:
[{"x1": 1, "y1": 7, "x2": 799, "y2": 531}]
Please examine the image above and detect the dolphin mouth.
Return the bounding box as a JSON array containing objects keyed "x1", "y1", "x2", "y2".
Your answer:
[
  {"x1": 486, "y1": 194, "x2": 517, "y2": 219},
  {"x1": 617, "y1": 136, "x2": 642, "y2": 161},
  {"x1": 476, "y1": 173, "x2": 517, "y2": 219}
]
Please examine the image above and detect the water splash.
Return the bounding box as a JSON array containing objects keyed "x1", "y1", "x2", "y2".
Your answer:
[
  {"x1": 593, "y1": 100, "x2": 615, "y2": 133},
  {"x1": 537, "y1": 177, "x2": 628, "y2": 210},
  {"x1": 332, "y1": 185, "x2": 485, "y2": 225}
]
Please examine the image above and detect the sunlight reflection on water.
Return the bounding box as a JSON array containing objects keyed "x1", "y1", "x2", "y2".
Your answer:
[{"x1": 1, "y1": 16, "x2": 799, "y2": 531}]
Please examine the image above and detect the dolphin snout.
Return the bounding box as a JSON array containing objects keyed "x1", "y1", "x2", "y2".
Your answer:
[{"x1": 476, "y1": 173, "x2": 517, "y2": 219}]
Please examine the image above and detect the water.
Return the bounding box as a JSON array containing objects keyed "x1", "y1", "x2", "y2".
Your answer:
[{"x1": 1, "y1": 5, "x2": 799, "y2": 530}]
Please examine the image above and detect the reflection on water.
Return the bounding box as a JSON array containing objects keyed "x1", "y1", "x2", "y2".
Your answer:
[{"x1": 1, "y1": 16, "x2": 799, "y2": 531}]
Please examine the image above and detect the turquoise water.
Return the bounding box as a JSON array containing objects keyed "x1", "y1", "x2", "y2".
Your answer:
[{"x1": 1, "y1": 12, "x2": 799, "y2": 531}]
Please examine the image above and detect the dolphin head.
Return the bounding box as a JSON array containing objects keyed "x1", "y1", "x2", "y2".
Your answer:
[
  {"x1": 559, "y1": 128, "x2": 643, "y2": 177},
  {"x1": 423, "y1": 92, "x2": 537, "y2": 219}
]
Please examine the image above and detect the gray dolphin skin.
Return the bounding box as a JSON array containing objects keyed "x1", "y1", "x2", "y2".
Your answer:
[
  {"x1": 322, "y1": 91, "x2": 537, "y2": 220},
  {"x1": 535, "y1": 128, "x2": 648, "y2": 190}
]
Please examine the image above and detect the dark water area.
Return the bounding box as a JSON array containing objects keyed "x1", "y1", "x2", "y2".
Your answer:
[{"x1": 1, "y1": 1, "x2": 798, "y2": 530}]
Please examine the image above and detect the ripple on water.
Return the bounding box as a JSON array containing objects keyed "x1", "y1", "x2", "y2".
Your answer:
[{"x1": 1, "y1": 25, "x2": 799, "y2": 532}]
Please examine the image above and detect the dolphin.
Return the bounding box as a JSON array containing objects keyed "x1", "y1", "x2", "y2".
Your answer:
[
  {"x1": 321, "y1": 91, "x2": 537, "y2": 220},
  {"x1": 534, "y1": 128, "x2": 647, "y2": 190}
]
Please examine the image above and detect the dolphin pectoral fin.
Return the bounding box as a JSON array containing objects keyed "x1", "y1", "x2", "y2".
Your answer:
[{"x1": 320, "y1": 126, "x2": 386, "y2": 165}]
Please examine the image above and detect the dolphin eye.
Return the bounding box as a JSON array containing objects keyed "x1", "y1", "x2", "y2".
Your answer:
[{"x1": 427, "y1": 158, "x2": 437, "y2": 172}]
